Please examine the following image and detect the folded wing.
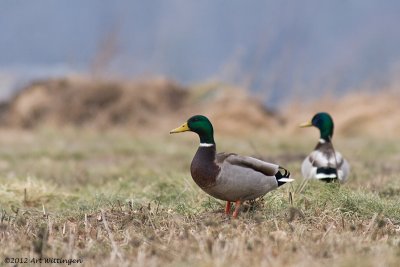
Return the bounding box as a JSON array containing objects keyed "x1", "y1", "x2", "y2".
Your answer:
[{"x1": 217, "y1": 153, "x2": 280, "y2": 176}]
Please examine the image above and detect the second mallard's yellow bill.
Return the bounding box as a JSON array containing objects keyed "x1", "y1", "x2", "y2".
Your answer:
[
  {"x1": 299, "y1": 121, "x2": 313, "y2": 128},
  {"x1": 170, "y1": 122, "x2": 190, "y2": 133}
]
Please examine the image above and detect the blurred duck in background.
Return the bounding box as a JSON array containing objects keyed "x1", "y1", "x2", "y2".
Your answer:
[
  {"x1": 300, "y1": 112, "x2": 350, "y2": 183},
  {"x1": 170, "y1": 115, "x2": 293, "y2": 218}
]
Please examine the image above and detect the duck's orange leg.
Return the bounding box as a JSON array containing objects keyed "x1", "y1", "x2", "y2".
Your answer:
[
  {"x1": 232, "y1": 200, "x2": 242, "y2": 218},
  {"x1": 225, "y1": 201, "x2": 231, "y2": 215}
]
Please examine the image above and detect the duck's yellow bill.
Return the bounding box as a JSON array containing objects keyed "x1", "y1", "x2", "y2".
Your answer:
[
  {"x1": 170, "y1": 122, "x2": 190, "y2": 134},
  {"x1": 299, "y1": 121, "x2": 313, "y2": 128}
]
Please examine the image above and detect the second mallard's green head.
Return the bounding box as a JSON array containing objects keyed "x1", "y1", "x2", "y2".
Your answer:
[
  {"x1": 300, "y1": 112, "x2": 334, "y2": 141},
  {"x1": 170, "y1": 115, "x2": 215, "y2": 144}
]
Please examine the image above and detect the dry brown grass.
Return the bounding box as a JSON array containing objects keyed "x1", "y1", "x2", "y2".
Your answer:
[
  {"x1": 2, "y1": 197, "x2": 400, "y2": 267},
  {"x1": 2, "y1": 78, "x2": 281, "y2": 136},
  {"x1": 6, "y1": 77, "x2": 187, "y2": 129},
  {"x1": 4, "y1": 77, "x2": 400, "y2": 139}
]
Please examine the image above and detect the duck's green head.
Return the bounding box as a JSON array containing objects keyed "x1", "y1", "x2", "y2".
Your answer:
[
  {"x1": 300, "y1": 112, "x2": 334, "y2": 141},
  {"x1": 170, "y1": 115, "x2": 215, "y2": 144}
]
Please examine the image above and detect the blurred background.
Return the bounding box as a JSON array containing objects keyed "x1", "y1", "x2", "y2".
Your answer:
[{"x1": 0, "y1": 0, "x2": 399, "y2": 135}]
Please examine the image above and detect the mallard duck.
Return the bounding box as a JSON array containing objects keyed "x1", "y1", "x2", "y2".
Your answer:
[
  {"x1": 170, "y1": 115, "x2": 293, "y2": 218},
  {"x1": 300, "y1": 112, "x2": 350, "y2": 183}
]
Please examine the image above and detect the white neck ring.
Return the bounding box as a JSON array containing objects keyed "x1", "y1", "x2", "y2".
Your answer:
[{"x1": 199, "y1": 143, "x2": 214, "y2": 147}]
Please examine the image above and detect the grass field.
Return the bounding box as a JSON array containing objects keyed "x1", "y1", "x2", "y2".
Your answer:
[{"x1": 0, "y1": 128, "x2": 399, "y2": 266}]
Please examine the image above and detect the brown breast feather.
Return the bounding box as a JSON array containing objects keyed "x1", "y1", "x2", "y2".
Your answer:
[{"x1": 190, "y1": 147, "x2": 221, "y2": 188}]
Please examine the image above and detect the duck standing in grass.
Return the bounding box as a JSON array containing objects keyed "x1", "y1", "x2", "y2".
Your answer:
[
  {"x1": 170, "y1": 115, "x2": 293, "y2": 218},
  {"x1": 300, "y1": 112, "x2": 350, "y2": 183}
]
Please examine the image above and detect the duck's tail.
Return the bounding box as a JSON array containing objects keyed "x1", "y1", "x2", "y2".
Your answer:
[
  {"x1": 275, "y1": 166, "x2": 294, "y2": 186},
  {"x1": 315, "y1": 167, "x2": 338, "y2": 183}
]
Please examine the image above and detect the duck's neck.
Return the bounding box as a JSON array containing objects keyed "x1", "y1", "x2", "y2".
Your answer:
[
  {"x1": 318, "y1": 123, "x2": 333, "y2": 142},
  {"x1": 315, "y1": 137, "x2": 333, "y2": 150},
  {"x1": 199, "y1": 143, "x2": 215, "y2": 147},
  {"x1": 318, "y1": 137, "x2": 331, "y2": 144},
  {"x1": 198, "y1": 131, "x2": 215, "y2": 145},
  {"x1": 190, "y1": 144, "x2": 219, "y2": 188}
]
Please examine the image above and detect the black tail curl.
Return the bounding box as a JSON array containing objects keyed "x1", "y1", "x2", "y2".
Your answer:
[{"x1": 275, "y1": 166, "x2": 291, "y2": 187}]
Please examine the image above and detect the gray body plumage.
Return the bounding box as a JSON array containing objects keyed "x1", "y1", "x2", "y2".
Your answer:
[
  {"x1": 202, "y1": 153, "x2": 281, "y2": 201},
  {"x1": 301, "y1": 140, "x2": 350, "y2": 183}
]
